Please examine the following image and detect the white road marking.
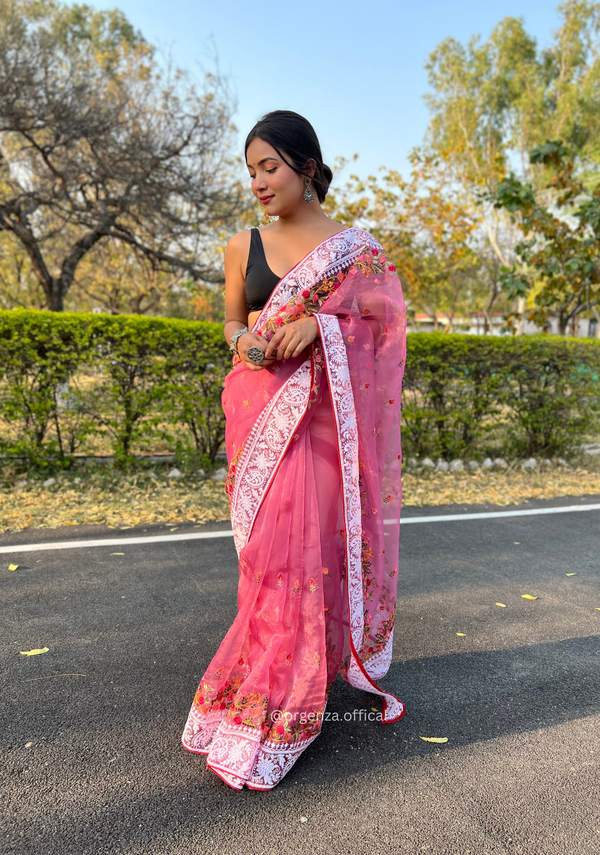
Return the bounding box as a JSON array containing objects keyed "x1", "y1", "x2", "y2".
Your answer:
[{"x1": 1, "y1": 503, "x2": 599, "y2": 554}]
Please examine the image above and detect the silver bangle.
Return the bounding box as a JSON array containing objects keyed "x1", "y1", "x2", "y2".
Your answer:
[{"x1": 229, "y1": 326, "x2": 249, "y2": 354}]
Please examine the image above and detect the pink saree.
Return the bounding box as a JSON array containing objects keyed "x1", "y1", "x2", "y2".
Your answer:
[{"x1": 181, "y1": 227, "x2": 407, "y2": 790}]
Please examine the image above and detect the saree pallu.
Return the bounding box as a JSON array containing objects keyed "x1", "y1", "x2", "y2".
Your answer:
[{"x1": 181, "y1": 227, "x2": 407, "y2": 790}]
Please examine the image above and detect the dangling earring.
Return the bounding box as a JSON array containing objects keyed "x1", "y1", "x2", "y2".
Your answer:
[{"x1": 303, "y1": 176, "x2": 315, "y2": 204}]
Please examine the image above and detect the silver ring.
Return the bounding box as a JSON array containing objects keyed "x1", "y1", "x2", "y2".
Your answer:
[{"x1": 247, "y1": 345, "x2": 264, "y2": 364}]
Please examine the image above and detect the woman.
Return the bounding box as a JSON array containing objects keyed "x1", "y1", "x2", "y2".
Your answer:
[{"x1": 181, "y1": 110, "x2": 407, "y2": 790}]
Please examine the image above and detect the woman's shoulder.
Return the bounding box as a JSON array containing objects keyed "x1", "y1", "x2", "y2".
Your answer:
[
  {"x1": 225, "y1": 229, "x2": 255, "y2": 267},
  {"x1": 345, "y1": 226, "x2": 384, "y2": 252},
  {"x1": 227, "y1": 228, "x2": 254, "y2": 250}
]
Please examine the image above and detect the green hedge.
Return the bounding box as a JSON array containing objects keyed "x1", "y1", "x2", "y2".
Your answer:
[
  {"x1": 0, "y1": 310, "x2": 230, "y2": 468},
  {"x1": 403, "y1": 332, "x2": 600, "y2": 459},
  {"x1": 0, "y1": 311, "x2": 599, "y2": 469}
]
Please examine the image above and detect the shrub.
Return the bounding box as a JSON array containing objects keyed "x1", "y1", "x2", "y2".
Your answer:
[
  {"x1": 403, "y1": 333, "x2": 600, "y2": 460},
  {"x1": 0, "y1": 310, "x2": 230, "y2": 469},
  {"x1": 1, "y1": 311, "x2": 599, "y2": 470}
]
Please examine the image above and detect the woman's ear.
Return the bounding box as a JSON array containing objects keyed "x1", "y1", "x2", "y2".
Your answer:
[{"x1": 304, "y1": 158, "x2": 317, "y2": 178}]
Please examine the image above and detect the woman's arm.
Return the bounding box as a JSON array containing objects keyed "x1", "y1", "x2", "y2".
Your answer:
[{"x1": 224, "y1": 231, "x2": 275, "y2": 371}]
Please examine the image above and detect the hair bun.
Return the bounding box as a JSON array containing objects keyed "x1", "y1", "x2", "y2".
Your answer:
[{"x1": 245, "y1": 111, "x2": 333, "y2": 203}]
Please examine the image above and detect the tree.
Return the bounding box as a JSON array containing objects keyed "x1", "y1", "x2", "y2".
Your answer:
[
  {"x1": 494, "y1": 140, "x2": 600, "y2": 334},
  {"x1": 0, "y1": 0, "x2": 248, "y2": 311},
  {"x1": 424, "y1": 1, "x2": 600, "y2": 271},
  {"x1": 325, "y1": 154, "x2": 482, "y2": 330}
]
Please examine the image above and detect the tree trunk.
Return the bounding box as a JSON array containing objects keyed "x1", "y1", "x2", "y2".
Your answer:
[{"x1": 48, "y1": 279, "x2": 65, "y2": 311}]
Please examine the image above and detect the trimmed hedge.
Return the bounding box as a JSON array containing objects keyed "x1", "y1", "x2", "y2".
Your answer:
[
  {"x1": 0, "y1": 311, "x2": 599, "y2": 469},
  {"x1": 402, "y1": 332, "x2": 600, "y2": 459},
  {"x1": 0, "y1": 310, "x2": 229, "y2": 468}
]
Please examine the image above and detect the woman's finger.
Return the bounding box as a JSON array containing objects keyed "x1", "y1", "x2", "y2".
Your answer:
[{"x1": 264, "y1": 331, "x2": 285, "y2": 358}]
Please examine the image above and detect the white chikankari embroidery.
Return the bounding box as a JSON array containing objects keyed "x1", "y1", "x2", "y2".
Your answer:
[
  {"x1": 181, "y1": 702, "x2": 325, "y2": 790},
  {"x1": 316, "y1": 313, "x2": 404, "y2": 725},
  {"x1": 252, "y1": 228, "x2": 382, "y2": 333},
  {"x1": 247, "y1": 732, "x2": 322, "y2": 789},
  {"x1": 362, "y1": 631, "x2": 394, "y2": 679},
  {"x1": 230, "y1": 359, "x2": 312, "y2": 555}
]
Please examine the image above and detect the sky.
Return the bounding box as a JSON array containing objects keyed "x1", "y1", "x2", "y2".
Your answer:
[{"x1": 65, "y1": 0, "x2": 563, "y2": 183}]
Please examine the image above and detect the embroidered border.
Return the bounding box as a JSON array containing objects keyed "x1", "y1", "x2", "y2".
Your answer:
[
  {"x1": 362, "y1": 631, "x2": 394, "y2": 680},
  {"x1": 316, "y1": 314, "x2": 405, "y2": 725},
  {"x1": 229, "y1": 358, "x2": 313, "y2": 555},
  {"x1": 315, "y1": 315, "x2": 363, "y2": 651},
  {"x1": 252, "y1": 228, "x2": 382, "y2": 333},
  {"x1": 246, "y1": 731, "x2": 322, "y2": 790},
  {"x1": 181, "y1": 699, "x2": 325, "y2": 790}
]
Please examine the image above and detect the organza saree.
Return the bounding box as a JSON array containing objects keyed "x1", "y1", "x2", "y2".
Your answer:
[{"x1": 181, "y1": 227, "x2": 407, "y2": 790}]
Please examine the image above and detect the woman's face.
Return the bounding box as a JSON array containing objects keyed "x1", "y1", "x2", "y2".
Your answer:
[{"x1": 246, "y1": 137, "x2": 311, "y2": 217}]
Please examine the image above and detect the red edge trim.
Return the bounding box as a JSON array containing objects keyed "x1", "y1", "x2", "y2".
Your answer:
[
  {"x1": 316, "y1": 314, "x2": 406, "y2": 723},
  {"x1": 207, "y1": 763, "x2": 245, "y2": 790},
  {"x1": 180, "y1": 733, "x2": 210, "y2": 755}
]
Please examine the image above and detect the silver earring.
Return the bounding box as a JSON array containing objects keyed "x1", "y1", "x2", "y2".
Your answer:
[{"x1": 303, "y1": 176, "x2": 314, "y2": 204}]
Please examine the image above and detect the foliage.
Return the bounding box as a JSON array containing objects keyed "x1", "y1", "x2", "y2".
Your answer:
[
  {"x1": 0, "y1": 310, "x2": 230, "y2": 467},
  {"x1": 403, "y1": 332, "x2": 600, "y2": 459},
  {"x1": 1, "y1": 312, "x2": 599, "y2": 470},
  {"x1": 325, "y1": 154, "x2": 484, "y2": 329},
  {"x1": 0, "y1": 0, "x2": 248, "y2": 311},
  {"x1": 494, "y1": 140, "x2": 600, "y2": 333},
  {"x1": 423, "y1": 0, "x2": 600, "y2": 326}
]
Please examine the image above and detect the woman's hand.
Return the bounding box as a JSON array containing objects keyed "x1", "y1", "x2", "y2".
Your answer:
[
  {"x1": 264, "y1": 315, "x2": 319, "y2": 361},
  {"x1": 236, "y1": 331, "x2": 276, "y2": 371}
]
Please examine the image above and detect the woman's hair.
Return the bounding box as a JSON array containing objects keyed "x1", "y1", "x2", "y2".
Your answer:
[{"x1": 244, "y1": 110, "x2": 333, "y2": 204}]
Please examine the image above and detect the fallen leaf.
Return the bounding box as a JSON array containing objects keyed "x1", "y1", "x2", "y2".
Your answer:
[
  {"x1": 513, "y1": 542, "x2": 520, "y2": 545},
  {"x1": 521, "y1": 594, "x2": 538, "y2": 600},
  {"x1": 420, "y1": 736, "x2": 448, "y2": 743},
  {"x1": 371, "y1": 707, "x2": 378, "y2": 712},
  {"x1": 456, "y1": 632, "x2": 466, "y2": 637},
  {"x1": 20, "y1": 647, "x2": 49, "y2": 656},
  {"x1": 170, "y1": 527, "x2": 179, "y2": 532},
  {"x1": 595, "y1": 608, "x2": 600, "y2": 611},
  {"x1": 565, "y1": 573, "x2": 577, "y2": 576},
  {"x1": 110, "y1": 553, "x2": 124, "y2": 556},
  {"x1": 120, "y1": 526, "x2": 133, "y2": 530},
  {"x1": 299, "y1": 817, "x2": 308, "y2": 823},
  {"x1": 495, "y1": 603, "x2": 507, "y2": 608},
  {"x1": 8, "y1": 563, "x2": 18, "y2": 571}
]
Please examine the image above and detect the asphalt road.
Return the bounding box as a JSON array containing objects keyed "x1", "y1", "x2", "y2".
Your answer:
[{"x1": 3, "y1": 494, "x2": 600, "y2": 855}]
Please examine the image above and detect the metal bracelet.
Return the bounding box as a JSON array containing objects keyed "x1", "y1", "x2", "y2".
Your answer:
[{"x1": 229, "y1": 326, "x2": 249, "y2": 354}]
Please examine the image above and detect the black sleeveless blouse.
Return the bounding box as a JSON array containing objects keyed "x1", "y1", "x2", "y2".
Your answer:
[{"x1": 245, "y1": 228, "x2": 281, "y2": 313}]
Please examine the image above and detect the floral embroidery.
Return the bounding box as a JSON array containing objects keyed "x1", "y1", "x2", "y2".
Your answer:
[
  {"x1": 322, "y1": 566, "x2": 331, "y2": 578},
  {"x1": 277, "y1": 573, "x2": 284, "y2": 587},
  {"x1": 308, "y1": 340, "x2": 324, "y2": 410},
  {"x1": 361, "y1": 532, "x2": 375, "y2": 602},
  {"x1": 314, "y1": 652, "x2": 321, "y2": 669},
  {"x1": 226, "y1": 691, "x2": 269, "y2": 730},
  {"x1": 309, "y1": 578, "x2": 316, "y2": 593},
  {"x1": 362, "y1": 607, "x2": 395, "y2": 665},
  {"x1": 292, "y1": 579, "x2": 300, "y2": 594},
  {"x1": 225, "y1": 441, "x2": 245, "y2": 499},
  {"x1": 264, "y1": 704, "x2": 324, "y2": 745},
  {"x1": 260, "y1": 266, "x2": 351, "y2": 340},
  {"x1": 361, "y1": 611, "x2": 373, "y2": 652}
]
